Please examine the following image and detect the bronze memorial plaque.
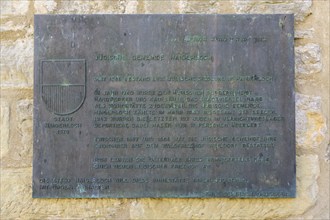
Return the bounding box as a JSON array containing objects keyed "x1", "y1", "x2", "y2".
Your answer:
[{"x1": 33, "y1": 14, "x2": 295, "y2": 198}]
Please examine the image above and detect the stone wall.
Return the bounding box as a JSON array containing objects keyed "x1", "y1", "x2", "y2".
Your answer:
[{"x1": 1, "y1": 0, "x2": 329, "y2": 219}]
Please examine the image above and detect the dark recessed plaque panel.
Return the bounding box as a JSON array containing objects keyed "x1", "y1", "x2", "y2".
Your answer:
[{"x1": 33, "y1": 14, "x2": 295, "y2": 198}]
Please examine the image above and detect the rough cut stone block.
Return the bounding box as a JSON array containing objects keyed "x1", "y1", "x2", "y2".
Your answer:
[
  {"x1": 0, "y1": 20, "x2": 28, "y2": 32},
  {"x1": 232, "y1": 0, "x2": 312, "y2": 22},
  {"x1": 296, "y1": 155, "x2": 320, "y2": 203},
  {"x1": 34, "y1": 0, "x2": 57, "y2": 14},
  {"x1": 295, "y1": 29, "x2": 314, "y2": 39},
  {"x1": 0, "y1": 38, "x2": 33, "y2": 86},
  {"x1": 296, "y1": 93, "x2": 327, "y2": 150},
  {"x1": 180, "y1": 0, "x2": 224, "y2": 14},
  {"x1": 124, "y1": 0, "x2": 138, "y2": 13},
  {"x1": 0, "y1": 100, "x2": 10, "y2": 159},
  {"x1": 1, "y1": 99, "x2": 33, "y2": 168},
  {"x1": 144, "y1": 1, "x2": 180, "y2": 13},
  {"x1": 16, "y1": 99, "x2": 33, "y2": 156},
  {"x1": 0, "y1": 0, "x2": 30, "y2": 17},
  {"x1": 57, "y1": 1, "x2": 115, "y2": 13},
  {"x1": 295, "y1": 43, "x2": 322, "y2": 75}
]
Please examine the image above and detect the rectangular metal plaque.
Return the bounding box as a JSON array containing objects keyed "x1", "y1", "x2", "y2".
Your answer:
[{"x1": 33, "y1": 14, "x2": 295, "y2": 198}]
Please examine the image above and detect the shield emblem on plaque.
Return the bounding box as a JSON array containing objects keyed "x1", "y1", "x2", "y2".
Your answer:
[{"x1": 40, "y1": 59, "x2": 86, "y2": 115}]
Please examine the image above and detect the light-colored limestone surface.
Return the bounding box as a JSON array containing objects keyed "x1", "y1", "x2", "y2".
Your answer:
[{"x1": 1, "y1": 0, "x2": 329, "y2": 219}]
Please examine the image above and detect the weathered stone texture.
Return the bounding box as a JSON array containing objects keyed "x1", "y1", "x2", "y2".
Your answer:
[
  {"x1": 16, "y1": 99, "x2": 33, "y2": 160},
  {"x1": 295, "y1": 28, "x2": 314, "y2": 39},
  {"x1": 123, "y1": 0, "x2": 138, "y2": 13},
  {"x1": 0, "y1": 1, "x2": 33, "y2": 38},
  {"x1": 296, "y1": 93, "x2": 327, "y2": 150},
  {"x1": 180, "y1": 0, "x2": 223, "y2": 14},
  {"x1": 143, "y1": 1, "x2": 180, "y2": 13},
  {"x1": 232, "y1": 0, "x2": 312, "y2": 22},
  {"x1": 139, "y1": 0, "x2": 233, "y2": 14},
  {"x1": 1, "y1": 98, "x2": 33, "y2": 168},
  {"x1": 0, "y1": 19, "x2": 28, "y2": 32},
  {"x1": 0, "y1": 100, "x2": 10, "y2": 159},
  {"x1": 0, "y1": 0, "x2": 30, "y2": 18},
  {"x1": 34, "y1": 0, "x2": 57, "y2": 14},
  {"x1": 0, "y1": 19, "x2": 33, "y2": 42},
  {"x1": 57, "y1": 1, "x2": 118, "y2": 14},
  {"x1": 0, "y1": 38, "x2": 34, "y2": 86},
  {"x1": 295, "y1": 43, "x2": 322, "y2": 75}
]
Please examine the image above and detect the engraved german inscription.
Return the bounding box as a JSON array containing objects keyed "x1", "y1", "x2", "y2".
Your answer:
[{"x1": 33, "y1": 14, "x2": 295, "y2": 198}]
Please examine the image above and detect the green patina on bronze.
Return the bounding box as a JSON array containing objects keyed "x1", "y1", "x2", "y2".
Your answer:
[{"x1": 33, "y1": 14, "x2": 295, "y2": 198}]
